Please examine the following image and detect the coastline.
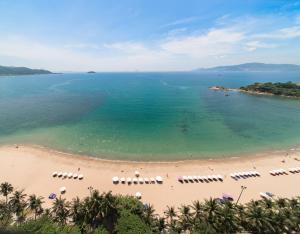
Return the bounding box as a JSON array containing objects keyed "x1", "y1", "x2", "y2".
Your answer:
[
  {"x1": 1, "y1": 144, "x2": 300, "y2": 214},
  {"x1": 210, "y1": 86, "x2": 300, "y2": 99}
]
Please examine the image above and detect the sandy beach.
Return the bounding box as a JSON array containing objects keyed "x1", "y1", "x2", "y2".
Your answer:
[{"x1": 1, "y1": 145, "x2": 300, "y2": 214}]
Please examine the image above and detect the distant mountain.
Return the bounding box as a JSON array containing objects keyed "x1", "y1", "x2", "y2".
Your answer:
[
  {"x1": 0, "y1": 65, "x2": 53, "y2": 76},
  {"x1": 194, "y1": 63, "x2": 300, "y2": 72},
  {"x1": 87, "y1": 71, "x2": 96, "y2": 73}
]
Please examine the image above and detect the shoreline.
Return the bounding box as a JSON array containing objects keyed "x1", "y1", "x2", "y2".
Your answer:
[
  {"x1": 1, "y1": 144, "x2": 300, "y2": 214},
  {"x1": 210, "y1": 86, "x2": 300, "y2": 100},
  {"x1": 4, "y1": 143, "x2": 300, "y2": 165}
]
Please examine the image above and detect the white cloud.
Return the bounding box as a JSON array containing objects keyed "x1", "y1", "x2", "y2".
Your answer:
[
  {"x1": 245, "y1": 41, "x2": 277, "y2": 52},
  {"x1": 161, "y1": 28, "x2": 244, "y2": 57},
  {"x1": 254, "y1": 26, "x2": 300, "y2": 39},
  {"x1": 63, "y1": 43, "x2": 101, "y2": 50},
  {"x1": 103, "y1": 42, "x2": 150, "y2": 54},
  {"x1": 160, "y1": 17, "x2": 199, "y2": 28}
]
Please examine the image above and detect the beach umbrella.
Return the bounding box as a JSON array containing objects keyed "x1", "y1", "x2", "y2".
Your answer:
[
  {"x1": 78, "y1": 174, "x2": 84, "y2": 180},
  {"x1": 187, "y1": 176, "x2": 193, "y2": 181},
  {"x1": 120, "y1": 177, "x2": 126, "y2": 183},
  {"x1": 155, "y1": 176, "x2": 163, "y2": 183},
  {"x1": 127, "y1": 177, "x2": 132, "y2": 183},
  {"x1": 182, "y1": 176, "x2": 188, "y2": 181},
  {"x1": 144, "y1": 178, "x2": 149, "y2": 183},
  {"x1": 138, "y1": 178, "x2": 144, "y2": 184},
  {"x1": 112, "y1": 176, "x2": 119, "y2": 184},
  {"x1": 73, "y1": 173, "x2": 78, "y2": 179},
  {"x1": 58, "y1": 172, "x2": 63, "y2": 177},
  {"x1": 68, "y1": 173, "x2": 73, "y2": 178},
  {"x1": 52, "y1": 172, "x2": 58, "y2": 177},
  {"x1": 150, "y1": 177, "x2": 155, "y2": 183},
  {"x1": 135, "y1": 170, "x2": 140, "y2": 177},
  {"x1": 217, "y1": 175, "x2": 223, "y2": 181},
  {"x1": 60, "y1": 187, "x2": 66, "y2": 194},
  {"x1": 133, "y1": 178, "x2": 138, "y2": 184},
  {"x1": 135, "y1": 192, "x2": 142, "y2": 199},
  {"x1": 193, "y1": 176, "x2": 198, "y2": 181},
  {"x1": 48, "y1": 193, "x2": 56, "y2": 199},
  {"x1": 177, "y1": 176, "x2": 183, "y2": 182},
  {"x1": 63, "y1": 172, "x2": 68, "y2": 178}
]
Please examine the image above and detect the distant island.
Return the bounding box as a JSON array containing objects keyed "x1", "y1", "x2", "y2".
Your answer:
[
  {"x1": 0, "y1": 65, "x2": 53, "y2": 76},
  {"x1": 87, "y1": 71, "x2": 96, "y2": 73},
  {"x1": 196, "y1": 63, "x2": 300, "y2": 72},
  {"x1": 210, "y1": 82, "x2": 300, "y2": 98}
]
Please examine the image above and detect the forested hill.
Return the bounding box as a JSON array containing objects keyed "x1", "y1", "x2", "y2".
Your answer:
[
  {"x1": 240, "y1": 82, "x2": 300, "y2": 97},
  {"x1": 0, "y1": 65, "x2": 53, "y2": 76},
  {"x1": 195, "y1": 63, "x2": 300, "y2": 72}
]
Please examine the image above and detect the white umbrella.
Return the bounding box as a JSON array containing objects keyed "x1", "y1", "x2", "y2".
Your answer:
[
  {"x1": 60, "y1": 187, "x2": 66, "y2": 194},
  {"x1": 112, "y1": 176, "x2": 119, "y2": 183},
  {"x1": 73, "y1": 173, "x2": 78, "y2": 179},
  {"x1": 155, "y1": 176, "x2": 163, "y2": 183},
  {"x1": 58, "y1": 172, "x2": 63, "y2": 177},
  {"x1": 52, "y1": 171, "x2": 58, "y2": 177},
  {"x1": 78, "y1": 174, "x2": 84, "y2": 180},
  {"x1": 135, "y1": 170, "x2": 140, "y2": 177},
  {"x1": 68, "y1": 173, "x2": 73, "y2": 178},
  {"x1": 138, "y1": 178, "x2": 144, "y2": 184},
  {"x1": 193, "y1": 176, "x2": 198, "y2": 180},
  {"x1": 144, "y1": 178, "x2": 149, "y2": 183},
  {"x1": 120, "y1": 177, "x2": 126, "y2": 183},
  {"x1": 127, "y1": 177, "x2": 132, "y2": 183},
  {"x1": 63, "y1": 172, "x2": 68, "y2": 178},
  {"x1": 133, "y1": 178, "x2": 138, "y2": 184},
  {"x1": 150, "y1": 177, "x2": 155, "y2": 183},
  {"x1": 135, "y1": 192, "x2": 142, "y2": 199},
  {"x1": 182, "y1": 176, "x2": 188, "y2": 181}
]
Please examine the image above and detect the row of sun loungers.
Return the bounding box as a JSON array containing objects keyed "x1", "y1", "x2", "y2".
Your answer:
[
  {"x1": 230, "y1": 171, "x2": 260, "y2": 180},
  {"x1": 269, "y1": 169, "x2": 287, "y2": 176},
  {"x1": 288, "y1": 167, "x2": 300, "y2": 173},
  {"x1": 52, "y1": 171, "x2": 84, "y2": 180},
  {"x1": 178, "y1": 175, "x2": 223, "y2": 183},
  {"x1": 112, "y1": 176, "x2": 163, "y2": 184}
]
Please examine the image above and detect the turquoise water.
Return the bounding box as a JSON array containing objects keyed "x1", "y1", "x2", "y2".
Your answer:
[{"x1": 1, "y1": 72, "x2": 300, "y2": 160}]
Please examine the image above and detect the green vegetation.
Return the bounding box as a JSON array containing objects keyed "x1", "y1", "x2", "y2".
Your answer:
[
  {"x1": 0, "y1": 65, "x2": 52, "y2": 76},
  {"x1": 240, "y1": 81, "x2": 300, "y2": 98},
  {"x1": 1, "y1": 182, "x2": 300, "y2": 233}
]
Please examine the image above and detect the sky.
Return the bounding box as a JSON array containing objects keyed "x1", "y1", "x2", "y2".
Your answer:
[{"x1": 0, "y1": 0, "x2": 300, "y2": 72}]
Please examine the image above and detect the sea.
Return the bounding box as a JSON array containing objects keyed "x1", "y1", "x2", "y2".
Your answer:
[{"x1": 0, "y1": 71, "x2": 300, "y2": 161}]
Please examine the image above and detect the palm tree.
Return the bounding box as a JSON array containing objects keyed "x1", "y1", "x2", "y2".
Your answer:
[
  {"x1": 9, "y1": 190, "x2": 27, "y2": 223},
  {"x1": 191, "y1": 200, "x2": 202, "y2": 221},
  {"x1": 178, "y1": 205, "x2": 192, "y2": 232},
  {"x1": 0, "y1": 182, "x2": 13, "y2": 205},
  {"x1": 214, "y1": 201, "x2": 241, "y2": 233},
  {"x1": 243, "y1": 200, "x2": 275, "y2": 233},
  {"x1": 28, "y1": 194, "x2": 44, "y2": 220},
  {"x1": 142, "y1": 203, "x2": 156, "y2": 225},
  {"x1": 164, "y1": 206, "x2": 177, "y2": 231},
  {"x1": 51, "y1": 196, "x2": 70, "y2": 224}
]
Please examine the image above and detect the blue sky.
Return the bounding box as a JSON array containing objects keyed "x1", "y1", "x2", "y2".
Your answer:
[{"x1": 0, "y1": 0, "x2": 300, "y2": 71}]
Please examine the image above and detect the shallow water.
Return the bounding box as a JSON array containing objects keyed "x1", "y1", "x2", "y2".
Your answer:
[{"x1": 1, "y1": 71, "x2": 300, "y2": 160}]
